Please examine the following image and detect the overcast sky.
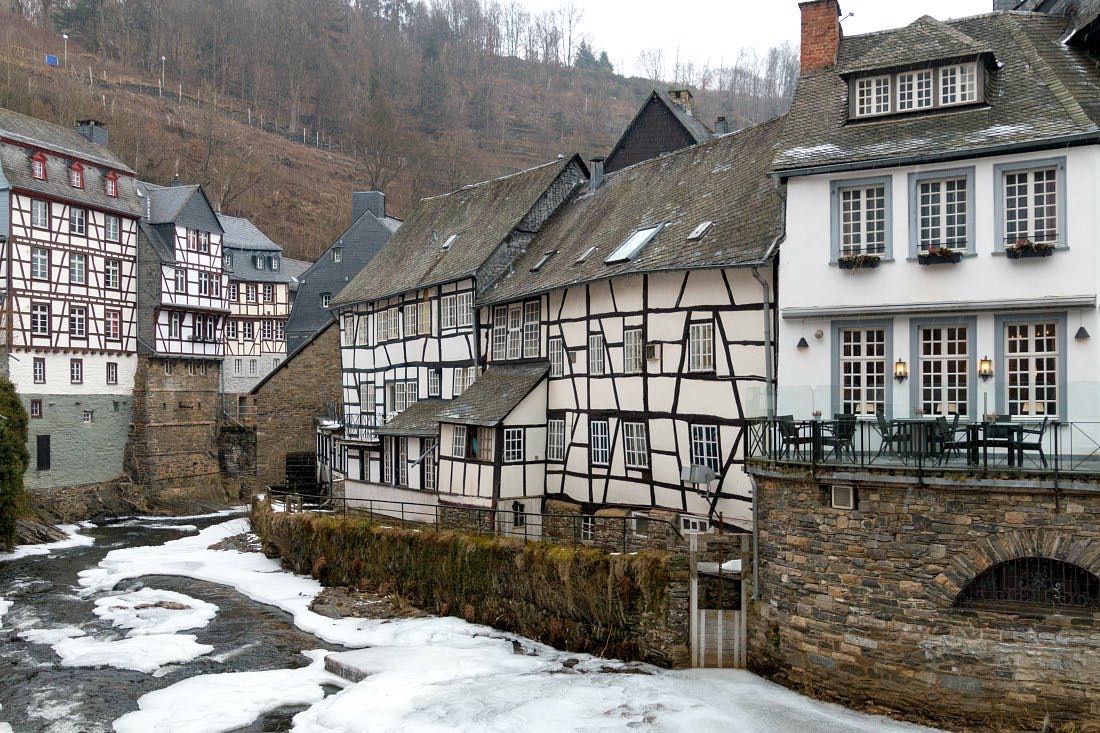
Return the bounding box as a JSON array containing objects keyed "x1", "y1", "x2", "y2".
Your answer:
[{"x1": 517, "y1": 0, "x2": 997, "y2": 77}]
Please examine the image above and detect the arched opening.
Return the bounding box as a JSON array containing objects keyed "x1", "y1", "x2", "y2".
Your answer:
[{"x1": 956, "y1": 557, "x2": 1100, "y2": 613}]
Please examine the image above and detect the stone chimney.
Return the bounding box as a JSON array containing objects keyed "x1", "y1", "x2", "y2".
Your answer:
[
  {"x1": 799, "y1": 0, "x2": 842, "y2": 73},
  {"x1": 667, "y1": 89, "x2": 694, "y2": 116},
  {"x1": 351, "y1": 191, "x2": 386, "y2": 224},
  {"x1": 74, "y1": 119, "x2": 108, "y2": 146},
  {"x1": 589, "y1": 157, "x2": 605, "y2": 194},
  {"x1": 715, "y1": 116, "x2": 730, "y2": 135}
]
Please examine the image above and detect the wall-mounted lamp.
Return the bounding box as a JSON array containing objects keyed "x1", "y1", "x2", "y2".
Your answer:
[
  {"x1": 814, "y1": 329, "x2": 824, "y2": 340},
  {"x1": 978, "y1": 356, "x2": 994, "y2": 381},
  {"x1": 796, "y1": 337, "x2": 809, "y2": 349},
  {"x1": 893, "y1": 359, "x2": 909, "y2": 382},
  {"x1": 1075, "y1": 326, "x2": 1090, "y2": 340}
]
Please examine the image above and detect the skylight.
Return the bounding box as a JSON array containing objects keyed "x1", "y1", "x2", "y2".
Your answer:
[
  {"x1": 605, "y1": 225, "x2": 663, "y2": 264},
  {"x1": 688, "y1": 221, "x2": 714, "y2": 241},
  {"x1": 575, "y1": 246, "x2": 597, "y2": 264},
  {"x1": 441, "y1": 234, "x2": 458, "y2": 251},
  {"x1": 531, "y1": 251, "x2": 556, "y2": 272}
]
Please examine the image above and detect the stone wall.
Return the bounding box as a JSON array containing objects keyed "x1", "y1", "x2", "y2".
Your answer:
[
  {"x1": 251, "y1": 321, "x2": 340, "y2": 490},
  {"x1": 125, "y1": 355, "x2": 227, "y2": 504},
  {"x1": 253, "y1": 496, "x2": 690, "y2": 667},
  {"x1": 23, "y1": 392, "x2": 132, "y2": 491},
  {"x1": 747, "y1": 465, "x2": 1100, "y2": 731},
  {"x1": 542, "y1": 499, "x2": 687, "y2": 554},
  {"x1": 218, "y1": 422, "x2": 257, "y2": 498}
]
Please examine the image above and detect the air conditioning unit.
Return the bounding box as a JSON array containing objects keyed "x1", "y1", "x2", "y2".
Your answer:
[
  {"x1": 646, "y1": 342, "x2": 661, "y2": 361},
  {"x1": 831, "y1": 484, "x2": 856, "y2": 510},
  {"x1": 680, "y1": 464, "x2": 716, "y2": 484}
]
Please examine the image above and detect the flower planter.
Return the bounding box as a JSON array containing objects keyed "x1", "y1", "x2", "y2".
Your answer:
[
  {"x1": 837, "y1": 256, "x2": 881, "y2": 270},
  {"x1": 1006, "y1": 247, "x2": 1054, "y2": 260},
  {"x1": 917, "y1": 250, "x2": 962, "y2": 265}
]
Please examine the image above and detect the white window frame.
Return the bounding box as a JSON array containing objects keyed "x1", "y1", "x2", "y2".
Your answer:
[
  {"x1": 106, "y1": 361, "x2": 118, "y2": 385},
  {"x1": 896, "y1": 69, "x2": 933, "y2": 112},
  {"x1": 402, "y1": 303, "x2": 419, "y2": 337},
  {"x1": 70, "y1": 358, "x2": 83, "y2": 384},
  {"x1": 688, "y1": 321, "x2": 715, "y2": 372},
  {"x1": 105, "y1": 215, "x2": 120, "y2": 242},
  {"x1": 624, "y1": 328, "x2": 643, "y2": 374},
  {"x1": 590, "y1": 419, "x2": 610, "y2": 466},
  {"x1": 428, "y1": 370, "x2": 440, "y2": 397},
  {"x1": 69, "y1": 207, "x2": 86, "y2": 236},
  {"x1": 69, "y1": 253, "x2": 86, "y2": 285},
  {"x1": 31, "y1": 199, "x2": 49, "y2": 228},
  {"x1": 939, "y1": 62, "x2": 978, "y2": 106},
  {"x1": 105, "y1": 310, "x2": 121, "y2": 340},
  {"x1": 588, "y1": 334, "x2": 605, "y2": 376},
  {"x1": 104, "y1": 259, "x2": 120, "y2": 289},
  {"x1": 31, "y1": 247, "x2": 49, "y2": 280},
  {"x1": 33, "y1": 358, "x2": 45, "y2": 383},
  {"x1": 838, "y1": 183, "x2": 888, "y2": 256},
  {"x1": 1002, "y1": 166, "x2": 1060, "y2": 246},
  {"x1": 69, "y1": 306, "x2": 86, "y2": 338},
  {"x1": 457, "y1": 292, "x2": 473, "y2": 327},
  {"x1": 856, "y1": 75, "x2": 891, "y2": 116},
  {"x1": 580, "y1": 516, "x2": 595, "y2": 541},
  {"x1": 31, "y1": 303, "x2": 49, "y2": 336},
  {"x1": 1004, "y1": 321, "x2": 1059, "y2": 419},
  {"x1": 689, "y1": 424, "x2": 720, "y2": 475},
  {"x1": 918, "y1": 324, "x2": 970, "y2": 417},
  {"x1": 838, "y1": 326, "x2": 888, "y2": 417},
  {"x1": 547, "y1": 419, "x2": 565, "y2": 461},
  {"x1": 226, "y1": 320, "x2": 237, "y2": 339},
  {"x1": 452, "y1": 425, "x2": 467, "y2": 458},
  {"x1": 522, "y1": 301, "x2": 540, "y2": 358},
  {"x1": 506, "y1": 303, "x2": 523, "y2": 360},
  {"x1": 441, "y1": 294, "x2": 457, "y2": 329},
  {"x1": 492, "y1": 305, "x2": 508, "y2": 360},
  {"x1": 422, "y1": 438, "x2": 437, "y2": 491},
  {"x1": 623, "y1": 422, "x2": 649, "y2": 469},
  {"x1": 605, "y1": 225, "x2": 662, "y2": 263},
  {"x1": 503, "y1": 428, "x2": 524, "y2": 463},
  {"x1": 549, "y1": 337, "x2": 565, "y2": 377}
]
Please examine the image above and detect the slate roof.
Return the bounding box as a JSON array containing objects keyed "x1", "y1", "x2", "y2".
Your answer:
[
  {"x1": 437, "y1": 364, "x2": 549, "y2": 427},
  {"x1": 839, "y1": 15, "x2": 993, "y2": 75},
  {"x1": 138, "y1": 221, "x2": 175, "y2": 263},
  {"x1": 331, "y1": 156, "x2": 584, "y2": 308},
  {"x1": 479, "y1": 116, "x2": 785, "y2": 305},
  {"x1": 376, "y1": 399, "x2": 451, "y2": 437},
  {"x1": 0, "y1": 107, "x2": 133, "y2": 172},
  {"x1": 217, "y1": 213, "x2": 281, "y2": 252},
  {"x1": 655, "y1": 91, "x2": 714, "y2": 144},
  {"x1": 0, "y1": 141, "x2": 144, "y2": 217},
  {"x1": 283, "y1": 257, "x2": 312, "y2": 291},
  {"x1": 773, "y1": 11, "x2": 1100, "y2": 173},
  {"x1": 143, "y1": 183, "x2": 203, "y2": 224}
]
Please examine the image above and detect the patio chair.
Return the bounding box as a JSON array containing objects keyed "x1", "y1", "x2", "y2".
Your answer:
[
  {"x1": 777, "y1": 415, "x2": 814, "y2": 460},
  {"x1": 934, "y1": 414, "x2": 967, "y2": 465},
  {"x1": 1017, "y1": 417, "x2": 1050, "y2": 468},
  {"x1": 821, "y1": 413, "x2": 857, "y2": 461},
  {"x1": 874, "y1": 409, "x2": 908, "y2": 462}
]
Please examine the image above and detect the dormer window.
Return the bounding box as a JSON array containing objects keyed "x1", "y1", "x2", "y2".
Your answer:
[
  {"x1": 31, "y1": 152, "x2": 47, "y2": 180},
  {"x1": 104, "y1": 171, "x2": 119, "y2": 197},
  {"x1": 852, "y1": 61, "x2": 982, "y2": 120},
  {"x1": 270, "y1": 255, "x2": 280, "y2": 271},
  {"x1": 69, "y1": 163, "x2": 84, "y2": 189},
  {"x1": 255, "y1": 254, "x2": 264, "y2": 270},
  {"x1": 224, "y1": 252, "x2": 233, "y2": 269},
  {"x1": 332, "y1": 247, "x2": 342, "y2": 263}
]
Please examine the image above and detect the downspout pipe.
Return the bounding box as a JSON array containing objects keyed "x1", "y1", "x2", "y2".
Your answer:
[{"x1": 748, "y1": 182, "x2": 786, "y2": 601}]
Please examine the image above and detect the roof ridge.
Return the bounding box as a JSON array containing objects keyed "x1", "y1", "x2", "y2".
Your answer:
[
  {"x1": 420, "y1": 157, "x2": 572, "y2": 202},
  {"x1": 1001, "y1": 13, "x2": 1095, "y2": 129}
]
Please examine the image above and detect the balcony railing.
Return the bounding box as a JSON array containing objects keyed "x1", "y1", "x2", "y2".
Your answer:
[
  {"x1": 746, "y1": 416, "x2": 1100, "y2": 479},
  {"x1": 315, "y1": 402, "x2": 381, "y2": 442}
]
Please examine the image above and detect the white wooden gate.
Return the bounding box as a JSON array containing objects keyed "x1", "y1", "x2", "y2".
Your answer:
[{"x1": 693, "y1": 608, "x2": 746, "y2": 668}]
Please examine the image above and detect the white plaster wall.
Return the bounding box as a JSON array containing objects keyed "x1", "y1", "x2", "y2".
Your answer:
[{"x1": 9, "y1": 352, "x2": 136, "y2": 394}]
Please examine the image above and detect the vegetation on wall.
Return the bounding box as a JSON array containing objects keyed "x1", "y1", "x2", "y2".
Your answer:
[
  {"x1": 0, "y1": 377, "x2": 29, "y2": 551},
  {"x1": 252, "y1": 497, "x2": 686, "y2": 665}
]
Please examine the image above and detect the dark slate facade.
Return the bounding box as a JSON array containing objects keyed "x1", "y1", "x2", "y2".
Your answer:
[
  {"x1": 284, "y1": 192, "x2": 399, "y2": 353},
  {"x1": 604, "y1": 90, "x2": 714, "y2": 174}
]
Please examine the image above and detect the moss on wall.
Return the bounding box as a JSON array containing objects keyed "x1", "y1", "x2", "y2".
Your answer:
[{"x1": 251, "y1": 497, "x2": 689, "y2": 666}]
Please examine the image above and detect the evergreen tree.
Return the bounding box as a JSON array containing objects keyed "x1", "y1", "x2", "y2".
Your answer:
[
  {"x1": 574, "y1": 40, "x2": 597, "y2": 70},
  {"x1": 597, "y1": 51, "x2": 614, "y2": 73},
  {"x1": 0, "y1": 377, "x2": 28, "y2": 552}
]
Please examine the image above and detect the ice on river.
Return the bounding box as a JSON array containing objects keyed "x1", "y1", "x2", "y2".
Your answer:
[
  {"x1": 0, "y1": 597, "x2": 10, "y2": 623},
  {"x1": 0, "y1": 523, "x2": 94, "y2": 561},
  {"x1": 94, "y1": 588, "x2": 218, "y2": 635},
  {"x1": 112, "y1": 649, "x2": 343, "y2": 733},
  {"x1": 54, "y1": 633, "x2": 213, "y2": 673},
  {"x1": 19, "y1": 625, "x2": 86, "y2": 645}
]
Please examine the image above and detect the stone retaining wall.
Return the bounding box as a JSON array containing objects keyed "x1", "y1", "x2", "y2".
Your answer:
[
  {"x1": 747, "y1": 466, "x2": 1100, "y2": 731},
  {"x1": 252, "y1": 496, "x2": 690, "y2": 667}
]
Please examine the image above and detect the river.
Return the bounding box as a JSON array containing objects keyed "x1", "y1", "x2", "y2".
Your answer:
[{"x1": 0, "y1": 514, "x2": 940, "y2": 733}]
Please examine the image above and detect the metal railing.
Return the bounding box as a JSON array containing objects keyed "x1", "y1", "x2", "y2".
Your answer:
[
  {"x1": 265, "y1": 488, "x2": 686, "y2": 554},
  {"x1": 746, "y1": 416, "x2": 1100, "y2": 481}
]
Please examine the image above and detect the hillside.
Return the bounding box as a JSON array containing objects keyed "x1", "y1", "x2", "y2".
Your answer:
[{"x1": 0, "y1": 5, "x2": 794, "y2": 261}]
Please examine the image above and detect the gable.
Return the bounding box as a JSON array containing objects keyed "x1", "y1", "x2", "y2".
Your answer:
[
  {"x1": 174, "y1": 189, "x2": 223, "y2": 233},
  {"x1": 605, "y1": 96, "x2": 699, "y2": 174}
]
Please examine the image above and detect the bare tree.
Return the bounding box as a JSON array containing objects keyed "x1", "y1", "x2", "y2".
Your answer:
[{"x1": 637, "y1": 48, "x2": 664, "y2": 83}]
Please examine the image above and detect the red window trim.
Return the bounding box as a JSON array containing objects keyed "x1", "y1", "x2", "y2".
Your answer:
[
  {"x1": 69, "y1": 161, "x2": 84, "y2": 189},
  {"x1": 104, "y1": 170, "x2": 119, "y2": 198},
  {"x1": 31, "y1": 151, "x2": 47, "y2": 180}
]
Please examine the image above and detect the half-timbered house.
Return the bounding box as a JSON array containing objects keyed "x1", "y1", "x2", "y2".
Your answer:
[
  {"x1": 325, "y1": 156, "x2": 588, "y2": 514},
  {"x1": 217, "y1": 213, "x2": 292, "y2": 393},
  {"x1": 0, "y1": 109, "x2": 142, "y2": 490},
  {"x1": 465, "y1": 118, "x2": 785, "y2": 531}
]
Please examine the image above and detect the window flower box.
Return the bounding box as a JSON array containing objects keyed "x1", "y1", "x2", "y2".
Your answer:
[
  {"x1": 837, "y1": 253, "x2": 881, "y2": 270},
  {"x1": 1006, "y1": 238, "x2": 1055, "y2": 259},
  {"x1": 917, "y1": 245, "x2": 962, "y2": 265}
]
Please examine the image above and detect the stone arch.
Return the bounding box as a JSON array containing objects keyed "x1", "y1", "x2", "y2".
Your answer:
[{"x1": 929, "y1": 529, "x2": 1100, "y2": 605}]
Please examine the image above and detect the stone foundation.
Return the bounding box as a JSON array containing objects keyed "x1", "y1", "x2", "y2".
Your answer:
[
  {"x1": 542, "y1": 499, "x2": 688, "y2": 553},
  {"x1": 747, "y1": 465, "x2": 1100, "y2": 731}
]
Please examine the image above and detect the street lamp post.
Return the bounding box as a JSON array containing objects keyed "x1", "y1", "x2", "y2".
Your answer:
[
  {"x1": 160, "y1": 56, "x2": 166, "y2": 97},
  {"x1": 62, "y1": 34, "x2": 68, "y2": 67}
]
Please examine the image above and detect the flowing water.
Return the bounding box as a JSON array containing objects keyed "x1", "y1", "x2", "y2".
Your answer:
[{"x1": 0, "y1": 515, "x2": 340, "y2": 733}]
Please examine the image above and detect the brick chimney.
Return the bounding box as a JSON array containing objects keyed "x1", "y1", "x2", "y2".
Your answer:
[
  {"x1": 799, "y1": 0, "x2": 842, "y2": 73},
  {"x1": 667, "y1": 89, "x2": 695, "y2": 116}
]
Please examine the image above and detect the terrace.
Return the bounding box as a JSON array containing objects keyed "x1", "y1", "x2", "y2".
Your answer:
[
  {"x1": 746, "y1": 414, "x2": 1100, "y2": 480},
  {"x1": 315, "y1": 401, "x2": 381, "y2": 443}
]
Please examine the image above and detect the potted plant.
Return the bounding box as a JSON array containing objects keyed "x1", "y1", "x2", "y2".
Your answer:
[
  {"x1": 1006, "y1": 237, "x2": 1055, "y2": 259},
  {"x1": 837, "y1": 253, "x2": 881, "y2": 270},
  {"x1": 918, "y1": 244, "x2": 962, "y2": 265}
]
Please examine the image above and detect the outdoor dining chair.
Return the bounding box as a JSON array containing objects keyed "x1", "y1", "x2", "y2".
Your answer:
[
  {"x1": 822, "y1": 413, "x2": 857, "y2": 461},
  {"x1": 777, "y1": 415, "x2": 814, "y2": 460},
  {"x1": 874, "y1": 409, "x2": 907, "y2": 461}
]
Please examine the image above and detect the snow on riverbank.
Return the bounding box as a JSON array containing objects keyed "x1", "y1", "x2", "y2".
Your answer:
[
  {"x1": 85, "y1": 519, "x2": 940, "y2": 733},
  {"x1": 0, "y1": 523, "x2": 94, "y2": 561},
  {"x1": 112, "y1": 650, "x2": 344, "y2": 733},
  {"x1": 0, "y1": 598, "x2": 10, "y2": 624},
  {"x1": 94, "y1": 588, "x2": 217, "y2": 636},
  {"x1": 54, "y1": 634, "x2": 213, "y2": 674}
]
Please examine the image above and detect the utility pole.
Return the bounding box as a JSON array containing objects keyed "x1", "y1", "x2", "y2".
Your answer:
[
  {"x1": 160, "y1": 55, "x2": 166, "y2": 97},
  {"x1": 62, "y1": 34, "x2": 68, "y2": 67}
]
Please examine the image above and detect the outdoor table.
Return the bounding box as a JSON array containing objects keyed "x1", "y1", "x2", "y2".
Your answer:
[
  {"x1": 892, "y1": 418, "x2": 939, "y2": 462},
  {"x1": 966, "y1": 422, "x2": 1024, "y2": 467}
]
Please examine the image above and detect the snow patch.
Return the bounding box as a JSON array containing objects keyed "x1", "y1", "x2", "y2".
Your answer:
[
  {"x1": 0, "y1": 597, "x2": 10, "y2": 623},
  {"x1": 19, "y1": 626, "x2": 86, "y2": 645},
  {"x1": 128, "y1": 507, "x2": 247, "y2": 521},
  {"x1": 0, "y1": 524, "x2": 94, "y2": 561},
  {"x1": 111, "y1": 650, "x2": 343, "y2": 733},
  {"x1": 53, "y1": 634, "x2": 213, "y2": 673},
  {"x1": 93, "y1": 588, "x2": 217, "y2": 636}
]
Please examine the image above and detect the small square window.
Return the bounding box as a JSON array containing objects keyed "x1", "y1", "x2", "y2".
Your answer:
[
  {"x1": 82, "y1": 410, "x2": 94, "y2": 424},
  {"x1": 30, "y1": 399, "x2": 42, "y2": 418}
]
